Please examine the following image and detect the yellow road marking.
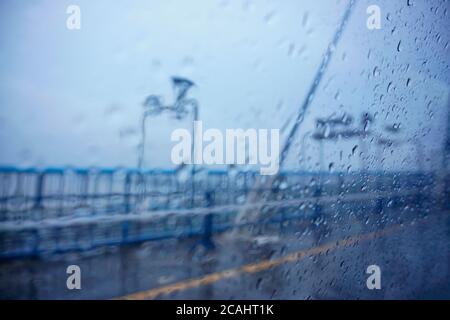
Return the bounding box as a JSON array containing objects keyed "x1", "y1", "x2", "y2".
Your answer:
[{"x1": 116, "y1": 219, "x2": 422, "y2": 300}]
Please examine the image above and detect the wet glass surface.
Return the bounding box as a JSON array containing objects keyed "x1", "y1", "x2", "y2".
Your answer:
[{"x1": 0, "y1": 0, "x2": 449, "y2": 299}]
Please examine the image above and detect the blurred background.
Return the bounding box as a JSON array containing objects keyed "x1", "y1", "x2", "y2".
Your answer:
[{"x1": 0, "y1": 0, "x2": 449, "y2": 299}]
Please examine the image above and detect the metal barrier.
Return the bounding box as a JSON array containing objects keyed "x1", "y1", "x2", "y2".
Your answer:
[{"x1": 0, "y1": 166, "x2": 445, "y2": 258}]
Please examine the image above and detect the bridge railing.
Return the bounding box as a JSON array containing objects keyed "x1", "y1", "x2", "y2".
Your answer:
[
  {"x1": 0, "y1": 167, "x2": 441, "y2": 220},
  {"x1": 0, "y1": 166, "x2": 446, "y2": 258}
]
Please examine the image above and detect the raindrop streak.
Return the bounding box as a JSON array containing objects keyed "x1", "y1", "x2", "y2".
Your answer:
[
  {"x1": 406, "y1": 78, "x2": 411, "y2": 87},
  {"x1": 302, "y1": 12, "x2": 309, "y2": 27}
]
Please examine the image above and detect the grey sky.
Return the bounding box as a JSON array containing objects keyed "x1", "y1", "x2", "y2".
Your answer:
[{"x1": 0, "y1": 0, "x2": 449, "y2": 172}]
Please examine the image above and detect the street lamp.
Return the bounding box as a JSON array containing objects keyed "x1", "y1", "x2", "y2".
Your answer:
[
  {"x1": 138, "y1": 77, "x2": 198, "y2": 169},
  {"x1": 137, "y1": 77, "x2": 199, "y2": 208},
  {"x1": 313, "y1": 113, "x2": 355, "y2": 173}
]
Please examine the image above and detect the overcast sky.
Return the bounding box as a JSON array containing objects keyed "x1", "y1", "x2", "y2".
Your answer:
[{"x1": 0, "y1": 0, "x2": 449, "y2": 172}]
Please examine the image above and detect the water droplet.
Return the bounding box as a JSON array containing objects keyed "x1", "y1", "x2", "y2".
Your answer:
[{"x1": 397, "y1": 40, "x2": 402, "y2": 52}]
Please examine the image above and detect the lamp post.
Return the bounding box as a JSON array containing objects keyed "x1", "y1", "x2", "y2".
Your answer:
[
  {"x1": 138, "y1": 77, "x2": 199, "y2": 209},
  {"x1": 300, "y1": 131, "x2": 313, "y2": 171},
  {"x1": 313, "y1": 113, "x2": 354, "y2": 174},
  {"x1": 312, "y1": 113, "x2": 373, "y2": 173}
]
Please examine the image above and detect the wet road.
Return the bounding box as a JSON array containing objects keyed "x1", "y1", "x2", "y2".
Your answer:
[{"x1": 1, "y1": 206, "x2": 449, "y2": 300}]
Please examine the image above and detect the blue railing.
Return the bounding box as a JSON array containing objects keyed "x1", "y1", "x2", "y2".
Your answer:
[{"x1": 0, "y1": 166, "x2": 445, "y2": 258}]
